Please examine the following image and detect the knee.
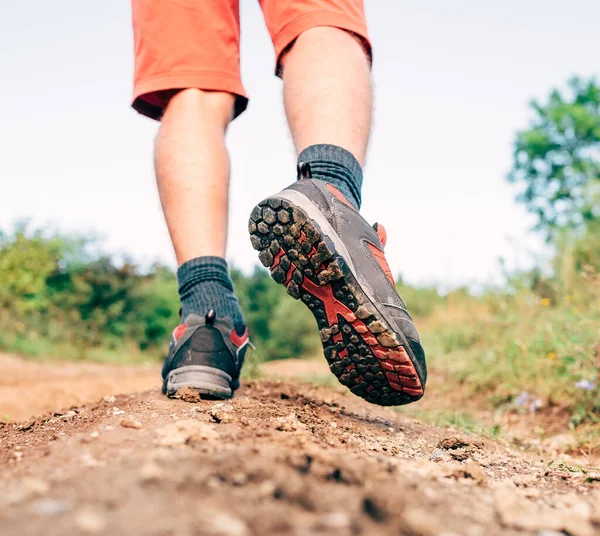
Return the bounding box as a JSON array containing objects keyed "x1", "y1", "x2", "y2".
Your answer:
[
  {"x1": 280, "y1": 26, "x2": 370, "y2": 69},
  {"x1": 163, "y1": 88, "x2": 236, "y2": 130}
]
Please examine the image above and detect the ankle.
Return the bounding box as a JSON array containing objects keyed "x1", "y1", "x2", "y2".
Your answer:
[
  {"x1": 177, "y1": 256, "x2": 244, "y2": 329},
  {"x1": 297, "y1": 144, "x2": 363, "y2": 210}
]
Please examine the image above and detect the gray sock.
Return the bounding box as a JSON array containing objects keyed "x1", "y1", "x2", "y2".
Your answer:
[
  {"x1": 177, "y1": 256, "x2": 244, "y2": 330},
  {"x1": 297, "y1": 144, "x2": 363, "y2": 210}
]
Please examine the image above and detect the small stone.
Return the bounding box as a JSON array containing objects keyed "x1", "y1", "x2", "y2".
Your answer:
[
  {"x1": 232, "y1": 473, "x2": 248, "y2": 486},
  {"x1": 139, "y1": 461, "x2": 164, "y2": 483},
  {"x1": 403, "y1": 507, "x2": 444, "y2": 536},
  {"x1": 273, "y1": 412, "x2": 307, "y2": 433},
  {"x1": 120, "y1": 417, "x2": 143, "y2": 430},
  {"x1": 81, "y1": 452, "x2": 102, "y2": 468},
  {"x1": 6, "y1": 478, "x2": 49, "y2": 506},
  {"x1": 438, "y1": 437, "x2": 470, "y2": 450},
  {"x1": 74, "y1": 508, "x2": 107, "y2": 534},
  {"x1": 210, "y1": 513, "x2": 248, "y2": 536},
  {"x1": 31, "y1": 498, "x2": 71, "y2": 516},
  {"x1": 173, "y1": 386, "x2": 201, "y2": 403},
  {"x1": 444, "y1": 461, "x2": 488, "y2": 486},
  {"x1": 210, "y1": 408, "x2": 232, "y2": 424},
  {"x1": 430, "y1": 448, "x2": 445, "y2": 462},
  {"x1": 543, "y1": 433, "x2": 578, "y2": 453},
  {"x1": 155, "y1": 419, "x2": 219, "y2": 447},
  {"x1": 320, "y1": 512, "x2": 350, "y2": 529}
]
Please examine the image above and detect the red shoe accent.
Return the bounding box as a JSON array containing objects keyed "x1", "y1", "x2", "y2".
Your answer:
[
  {"x1": 230, "y1": 326, "x2": 249, "y2": 347},
  {"x1": 325, "y1": 184, "x2": 355, "y2": 209},
  {"x1": 284, "y1": 263, "x2": 296, "y2": 286},
  {"x1": 301, "y1": 277, "x2": 352, "y2": 325},
  {"x1": 173, "y1": 323, "x2": 187, "y2": 340},
  {"x1": 381, "y1": 361, "x2": 395, "y2": 371},
  {"x1": 388, "y1": 348, "x2": 410, "y2": 363},
  {"x1": 271, "y1": 249, "x2": 285, "y2": 271},
  {"x1": 367, "y1": 243, "x2": 395, "y2": 285},
  {"x1": 299, "y1": 276, "x2": 423, "y2": 396},
  {"x1": 373, "y1": 223, "x2": 387, "y2": 248}
]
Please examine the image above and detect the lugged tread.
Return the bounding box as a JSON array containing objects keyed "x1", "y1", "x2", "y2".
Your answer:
[{"x1": 248, "y1": 198, "x2": 423, "y2": 406}]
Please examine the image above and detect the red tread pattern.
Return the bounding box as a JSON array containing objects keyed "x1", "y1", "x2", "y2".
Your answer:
[{"x1": 249, "y1": 198, "x2": 424, "y2": 406}]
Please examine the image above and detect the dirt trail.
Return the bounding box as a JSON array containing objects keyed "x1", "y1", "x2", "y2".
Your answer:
[
  {"x1": 0, "y1": 354, "x2": 158, "y2": 422},
  {"x1": 1, "y1": 357, "x2": 600, "y2": 535}
]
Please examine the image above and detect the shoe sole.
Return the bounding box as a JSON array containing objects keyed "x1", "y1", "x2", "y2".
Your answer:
[
  {"x1": 163, "y1": 365, "x2": 234, "y2": 400},
  {"x1": 248, "y1": 196, "x2": 424, "y2": 406}
]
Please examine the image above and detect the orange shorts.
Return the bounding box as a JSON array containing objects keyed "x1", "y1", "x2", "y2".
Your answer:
[{"x1": 131, "y1": 0, "x2": 371, "y2": 120}]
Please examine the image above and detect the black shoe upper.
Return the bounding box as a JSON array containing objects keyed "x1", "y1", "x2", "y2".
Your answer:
[{"x1": 161, "y1": 311, "x2": 249, "y2": 391}]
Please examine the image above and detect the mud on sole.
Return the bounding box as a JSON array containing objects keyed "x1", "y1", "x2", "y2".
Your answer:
[{"x1": 248, "y1": 197, "x2": 423, "y2": 406}]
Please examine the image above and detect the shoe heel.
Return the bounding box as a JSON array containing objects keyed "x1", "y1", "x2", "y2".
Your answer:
[{"x1": 164, "y1": 365, "x2": 233, "y2": 400}]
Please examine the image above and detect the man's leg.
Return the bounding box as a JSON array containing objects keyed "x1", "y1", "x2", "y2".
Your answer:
[
  {"x1": 155, "y1": 89, "x2": 234, "y2": 264},
  {"x1": 154, "y1": 88, "x2": 244, "y2": 328},
  {"x1": 131, "y1": 0, "x2": 250, "y2": 399},
  {"x1": 282, "y1": 27, "x2": 372, "y2": 167},
  {"x1": 249, "y1": 4, "x2": 427, "y2": 406},
  {"x1": 281, "y1": 27, "x2": 371, "y2": 210}
]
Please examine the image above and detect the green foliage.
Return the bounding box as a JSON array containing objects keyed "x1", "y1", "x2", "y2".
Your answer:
[
  {"x1": 395, "y1": 280, "x2": 443, "y2": 318},
  {"x1": 507, "y1": 77, "x2": 600, "y2": 238},
  {"x1": 232, "y1": 266, "x2": 320, "y2": 361},
  {"x1": 419, "y1": 225, "x2": 600, "y2": 432},
  {"x1": 0, "y1": 224, "x2": 320, "y2": 363},
  {"x1": 397, "y1": 407, "x2": 503, "y2": 440},
  {"x1": 0, "y1": 224, "x2": 181, "y2": 360}
]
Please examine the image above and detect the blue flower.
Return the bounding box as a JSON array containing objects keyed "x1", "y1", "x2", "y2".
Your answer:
[
  {"x1": 575, "y1": 379, "x2": 596, "y2": 391},
  {"x1": 514, "y1": 391, "x2": 542, "y2": 412}
]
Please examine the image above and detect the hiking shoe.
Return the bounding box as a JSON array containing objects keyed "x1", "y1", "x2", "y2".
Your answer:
[
  {"x1": 161, "y1": 310, "x2": 250, "y2": 399},
  {"x1": 248, "y1": 163, "x2": 427, "y2": 406}
]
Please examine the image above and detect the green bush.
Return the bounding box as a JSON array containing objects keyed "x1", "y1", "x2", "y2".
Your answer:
[{"x1": 0, "y1": 224, "x2": 321, "y2": 363}]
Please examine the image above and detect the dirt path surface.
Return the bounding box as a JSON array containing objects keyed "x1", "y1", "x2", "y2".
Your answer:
[
  {"x1": 0, "y1": 354, "x2": 158, "y2": 422},
  {"x1": 1, "y1": 358, "x2": 600, "y2": 535}
]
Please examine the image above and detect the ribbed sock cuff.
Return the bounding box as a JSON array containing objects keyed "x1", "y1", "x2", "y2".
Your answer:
[
  {"x1": 177, "y1": 256, "x2": 233, "y2": 300},
  {"x1": 298, "y1": 144, "x2": 363, "y2": 209}
]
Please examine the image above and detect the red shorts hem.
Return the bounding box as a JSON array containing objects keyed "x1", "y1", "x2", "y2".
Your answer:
[
  {"x1": 272, "y1": 11, "x2": 372, "y2": 76},
  {"x1": 132, "y1": 71, "x2": 248, "y2": 121}
]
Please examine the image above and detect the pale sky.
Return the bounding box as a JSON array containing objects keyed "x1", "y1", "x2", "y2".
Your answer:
[{"x1": 1, "y1": 1, "x2": 598, "y2": 288}]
